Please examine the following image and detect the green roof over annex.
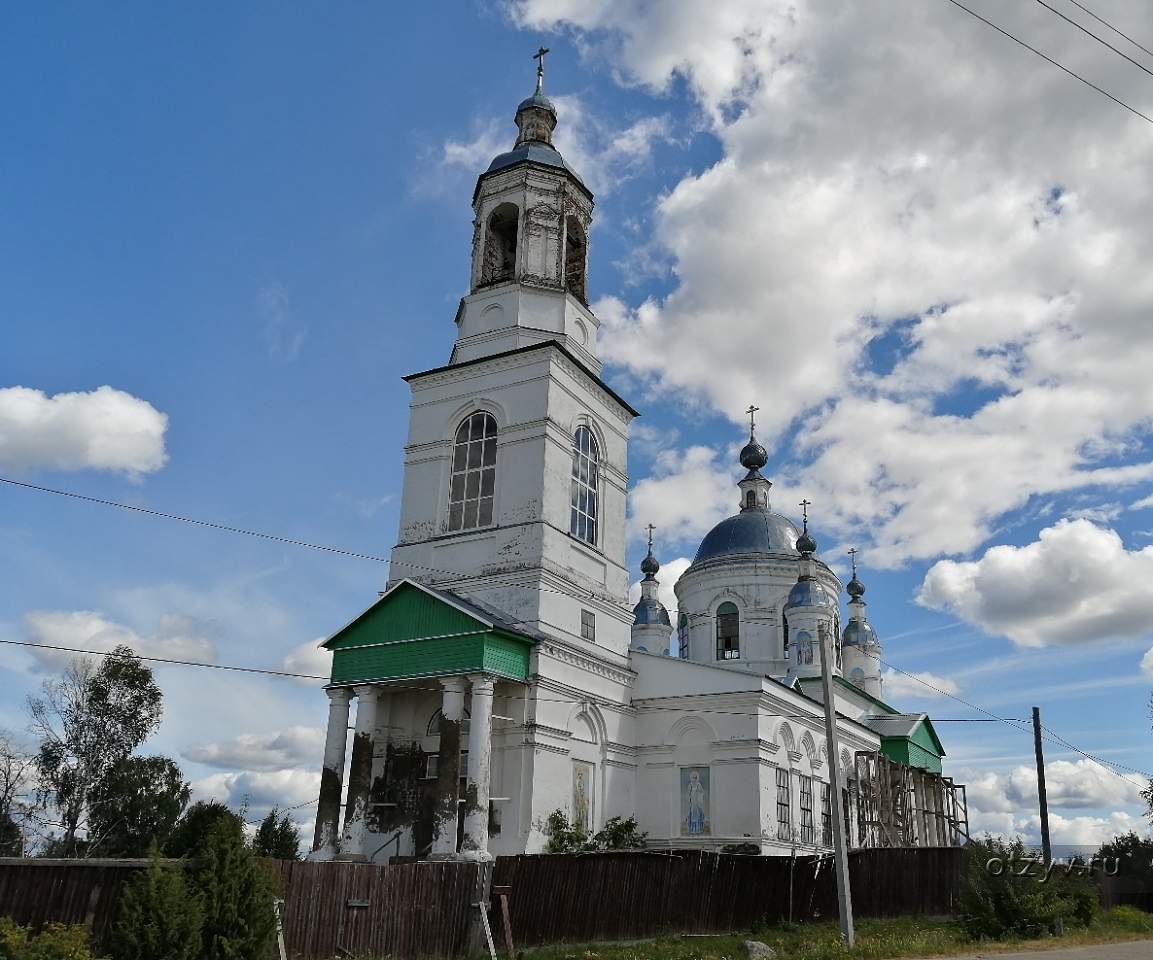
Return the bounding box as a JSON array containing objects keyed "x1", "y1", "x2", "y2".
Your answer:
[{"x1": 321, "y1": 579, "x2": 539, "y2": 686}]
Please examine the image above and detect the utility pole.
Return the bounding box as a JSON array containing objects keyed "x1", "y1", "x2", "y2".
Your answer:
[
  {"x1": 1032, "y1": 706, "x2": 1052, "y2": 865},
  {"x1": 818, "y1": 621, "x2": 855, "y2": 947}
]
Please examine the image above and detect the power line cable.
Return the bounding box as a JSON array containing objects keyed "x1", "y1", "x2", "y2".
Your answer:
[
  {"x1": 1039, "y1": 721, "x2": 1153, "y2": 780},
  {"x1": 0, "y1": 476, "x2": 610, "y2": 611},
  {"x1": 0, "y1": 638, "x2": 1019, "y2": 724},
  {"x1": 6, "y1": 479, "x2": 1147, "y2": 776},
  {"x1": 1033, "y1": 0, "x2": 1153, "y2": 80},
  {"x1": 0, "y1": 477, "x2": 392, "y2": 564},
  {"x1": 941, "y1": 0, "x2": 1153, "y2": 125},
  {"x1": 1066, "y1": 0, "x2": 1153, "y2": 59}
]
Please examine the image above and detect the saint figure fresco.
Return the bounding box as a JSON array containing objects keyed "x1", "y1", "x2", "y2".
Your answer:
[{"x1": 680, "y1": 766, "x2": 710, "y2": 836}]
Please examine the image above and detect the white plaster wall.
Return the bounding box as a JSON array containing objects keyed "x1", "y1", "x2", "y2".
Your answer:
[
  {"x1": 674, "y1": 556, "x2": 841, "y2": 679},
  {"x1": 390, "y1": 346, "x2": 633, "y2": 659}
]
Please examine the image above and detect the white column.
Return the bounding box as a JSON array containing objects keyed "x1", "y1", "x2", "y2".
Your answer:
[
  {"x1": 460, "y1": 675, "x2": 495, "y2": 859},
  {"x1": 365, "y1": 692, "x2": 392, "y2": 861},
  {"x1": 340, "y1": 685, "x2": 379, "y2": 859},
  {"x1": 430, "y1": 676, "x2": 467, "y2": 857},
  {"x1": 309, "y1": 687, "x2": 353, "y2": 860}
]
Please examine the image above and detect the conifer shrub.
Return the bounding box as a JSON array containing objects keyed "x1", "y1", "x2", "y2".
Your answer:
[
  {"x1": 191, "y1": 816, "x2": 278, "y2": 960},
  {"x1": 112, "y1": 850, "x2": 202, "y2": 960},
  {"x1": 959, "y1": 836, "x2": 1098, "y2": 941}
]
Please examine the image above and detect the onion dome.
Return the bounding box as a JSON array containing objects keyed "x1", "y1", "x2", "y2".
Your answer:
[
  {"x1": 739, "y1": 439, "x2": 768, "y2": 472},
  {"x1": 795, "y1": 528, "x2": 817, "y2": 555},
  {"x1": 632, "y1": 594, "x2": 672, "y2": 627},
  {"x1": 842, "y1": 619, "x2": 878, "y2": 647},
  {"x1": 783, "y1": 574, "x2": 834, "y2": 611},
  {"x1": 640, "y1": 549, "x2": 660, "y2": 577},
  {"x1": 516, "y1": 91, "x2": 557, "y2": 119}
]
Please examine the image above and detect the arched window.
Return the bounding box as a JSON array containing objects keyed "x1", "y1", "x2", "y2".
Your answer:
[
  {"x1": 448, "y1": 412, "x2": 497, "y2": 532},
  {"x1": 480, "y1": 203, "x2": 518, "y2": 286},
  {"x1": 677, "y1": 613, "x2": 689, "y2": 659},
  {"x1": 570, "y1": 425, "x2": 599, "y2": 544},
  {"x1": 782, "y1": 617, "x2": 790, "y2": 657},
  {"x1": 564, "y1": 216, "x2": 587, "y2": 303},
  {"x1": 716, "y1": 602, "x2": 739, "y2": 660},
  {"x1": 745, "y1": 490, "x2": 757, "y2": 509}
]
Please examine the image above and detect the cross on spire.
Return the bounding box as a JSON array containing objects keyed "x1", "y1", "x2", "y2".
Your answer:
[
  {"x1": 646, "y1": 523, "x2": 656, "y2": 551},
  {"x1": 848, "y1": 547, "x2": 859, "y2": 578},
  {"x1": 533, "y1": 46, "x2": 550, "y2": 94},
  {"x1": 745, "y1": 403, "x2": 760, "y2": 438},
  {"x1": 799, "y1": 498, "x2": 812, "y2": 531}
]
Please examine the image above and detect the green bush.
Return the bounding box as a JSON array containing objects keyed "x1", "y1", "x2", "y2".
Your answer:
[
  {"x1": 191, "y1": 816, "x2": 278, "y2": 960},
  {"x1": 543, "y1": 810, "x2": 647, "y2": 853},
  {"x1": 959, "y1": 836, "x2": 1098, "y2": 941},
  {"x1": 112, "y1": 850, "x2": 202, "y2": 960},
  {"x1": 0, "y1": 918, "x2": 107, "y2": 960}
]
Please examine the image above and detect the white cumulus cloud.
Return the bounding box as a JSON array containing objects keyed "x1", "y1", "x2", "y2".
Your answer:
[
  {"x1": 962, "y1": 758, "x2": 1146, "y2": 815},
  {"x1": 281, "y1": 638, "x2": 331, "y2": 683},
  {"x1": 879, "y1": 669, "x2": 959, "y2": 702},
  {"x1": 917, "y1": 520, "x2": 1153, "y2": 647},
  {"x1": 0, "y1": 385, "x2": 167, "y2": 476},
  {"x1": 23, "y1": 610, "x2": 216, "y2": 671},
  {"x1": 184, "y1": 726, "x2": 324, "y2": 772},
  {"x1": 509, "y1": 0, "x2": 1153, "y2": 566}
]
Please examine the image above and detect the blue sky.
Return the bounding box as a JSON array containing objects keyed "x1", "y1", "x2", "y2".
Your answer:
[{"x1": 3, "y1": 1, "x2": 1152, "y2": 845}]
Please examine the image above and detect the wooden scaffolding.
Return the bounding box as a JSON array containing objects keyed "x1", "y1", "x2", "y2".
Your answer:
[{"x1": 852, "y1": 752, "x2": 969, "y2": 848}]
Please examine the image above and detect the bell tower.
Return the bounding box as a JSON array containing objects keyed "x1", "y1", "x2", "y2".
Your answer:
[
  {"x1": 452, "y1": 51, "x2": 599, "y2": 373},
  {"x1": 388, "y1": 55, "x2": 636, "y2": 659}
]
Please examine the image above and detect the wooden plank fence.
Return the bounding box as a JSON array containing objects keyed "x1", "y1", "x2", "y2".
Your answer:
[
  {"x1": 491, "y1": 846, "x2": 966, "y2": 946},
  {"x1": 0, "y1": 846, "x2": 973, "y2": 956},
  {"x1": 265, "y1": 859, "x2": 483, "y2": 960},
  {"x1": 1100, "y1": 872, "x2": 1153, "y2": 913},
  {"x1": 0, "y1": 857, "x2": 483, "y2": 960},
  {"x1": 0, "y1": 859, "x2": 144, "y2": 947}
]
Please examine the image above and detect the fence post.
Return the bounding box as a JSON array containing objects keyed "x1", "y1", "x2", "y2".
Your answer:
[{"x1": 466, "y1": 860, "x2": 495, "y2": 957}]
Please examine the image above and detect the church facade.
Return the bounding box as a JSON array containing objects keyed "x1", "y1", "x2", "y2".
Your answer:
[{"x1": 307, "y1": 67, "x2": 958, "y2": 863}]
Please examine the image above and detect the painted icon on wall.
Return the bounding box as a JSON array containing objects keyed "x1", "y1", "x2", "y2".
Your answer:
[
  {"x1": 572, "y1": 761, "x2": 594, "y2": 833},
  {"x1": 680, "y1": 766, "x2": 710, "y2": 836}
]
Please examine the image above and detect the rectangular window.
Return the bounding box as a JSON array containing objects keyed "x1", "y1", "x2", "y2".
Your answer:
[
  {"x1": 799, "y1": 774, "x2": 815, "y2": 845},
  {"x1": 424, "y1": 753, "x2": 439, "y2": 780},
  {"x1": 581, "y1": 610, "x2": 596, "y2": 642},
  {"x1": 715, "y1": 603, "x2": 740, "y2": 660},
  {"x1": 776, "y1": 767, "x2": 791, "y2": 841},
  {"x1": 677, "y1": 614, "x2": 689, "y2": 659},
  {"x1": 821, "y1": 782, "x2": 832, "y2": 847}
]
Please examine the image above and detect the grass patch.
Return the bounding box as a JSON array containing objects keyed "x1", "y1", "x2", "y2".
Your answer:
[{"x1": 519, "y1": 908, "x2": 1153, "y2": 960}]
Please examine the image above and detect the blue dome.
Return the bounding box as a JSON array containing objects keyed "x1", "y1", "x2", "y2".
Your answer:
[
  {"x1": 692, "y1": 510, "x2": 801, "y2": 565},
  {"x1": 632, "y1": 596, "x2": 671, "y2": 627},
  {"x1": 484, "y1": 143, "x2": 586, "y2": 186},
  {"x1": 784, "y1": 576, "x2": 834, "y2": 611},
  {"x1": 843, "y1": 619, "x2": 878, "y2": 647},
  {"x1": 517, "y1": 92, "x2": 557, "y2": 116}
]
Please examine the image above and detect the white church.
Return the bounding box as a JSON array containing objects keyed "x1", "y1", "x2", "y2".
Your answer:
[{"x1": 308, "y1": 63, "x2": 961, "y2": 863}]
